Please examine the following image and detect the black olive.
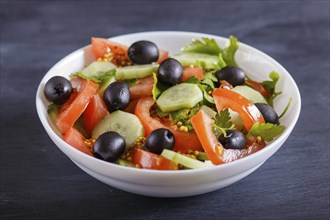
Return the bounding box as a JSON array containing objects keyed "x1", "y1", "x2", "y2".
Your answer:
[
  {"x1": 157, "y1": 58, "x2": 183, "y2": 86},
  {"x1": 44, "y1": 76, "x2": 73, "y2": 105},
  {"x1": 215, "y1": 66, "x2": 245, "y2": 86},
  {"x1": 145, "y1": 128, "x2": 175, "y2": 154},
  {"x1": 218, "y1": 130, "x2": 247, "y2": 150},
  {"x1": 93, "y1": 131, "x2": 126, "y2": 163},
  {"x1": 128, "y1": 40, "x2": 159, "y2": 64},
  {"x1": 103, "y1": 81, "x2": 130, "y2": 112},
  {"x1": 255, "y1": 103, "x2": 280, "y2": 125}
]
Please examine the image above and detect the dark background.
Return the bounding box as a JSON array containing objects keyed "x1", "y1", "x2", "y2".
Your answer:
[{"x1": 1, "y1": 0, "x2": 329, "y2": 219}]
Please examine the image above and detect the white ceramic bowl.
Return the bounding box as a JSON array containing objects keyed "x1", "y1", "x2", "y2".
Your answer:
[{"x1": 36, "y1": 31, "x2": 301, "y2": 197}]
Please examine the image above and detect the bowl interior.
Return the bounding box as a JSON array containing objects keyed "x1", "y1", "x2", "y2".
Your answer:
[{"x1": 36, "y1": 31, "x2": 301, "y2": 181}]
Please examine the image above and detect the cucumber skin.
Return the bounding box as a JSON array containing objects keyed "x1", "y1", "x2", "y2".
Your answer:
[
  {"x1": 92, "y1": 110, "x2": 144, "y2": 148},
  {"x1": 97, "y1": 76, "x2": 116, "y2": 97},
  {"x1": 115, "y1": 64, "x2": 158, "y2": 80},
  {"x1": 161, "y1": 149, "x2": 208, "y2": 169},
  {"x1": 232, "y1": 86, "x2": 267, "y2": 104},
  {"x1": 171, "y1": 52, "x2": 219, "y2": 69},
  {"x1": 156, "y1": 83, "x2": 203, "y2": 112}
]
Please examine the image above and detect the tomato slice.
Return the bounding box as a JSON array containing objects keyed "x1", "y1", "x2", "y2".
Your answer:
[
  {"x1": 63, "y1": 127, "x2": 93, "y2": 156},
  {"x1": 83, "y1": 95, "x2": 109, "y2": 135},
  {"x1": 124, "y1": 98, "x2": 139, "y2": 114},
  {"x1": 91, "y1": 37, "x2": 128, "y2": 58},
  {"x1": 246, "y1": 79, "x2": 269, "y2": 98},
  {"x1": 132, "y1": 148, "x2": 178, "y2": 170},
  {"x1": 129, "y1": 76, "x2": 154, "y2": 99},
  {"x1": 134, "y1": 97, "x2": 203, "y2": 152},
  {"x1": 56, "y1": 77, "x2": 99, "y2": 134},
  {"x1": 213, "y1": 88, "x2": 264, "y2": 131},
  {"x1": 157, "y1": 49, "x2": 169, "y2": 64},
  {"x1": 191, "y1": 110, "x2": 265, "y2": 165},
  {"x1": 181, "y1": 67, "x2": 204, "y2": 82}
]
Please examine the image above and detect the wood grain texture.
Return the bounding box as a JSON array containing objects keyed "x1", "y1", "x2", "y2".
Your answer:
[{"x1": 1, "y1": 0, "x2": 329, "y2": 219}]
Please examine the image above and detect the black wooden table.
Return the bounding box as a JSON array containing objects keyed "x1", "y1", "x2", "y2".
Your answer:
[{"x1": 1, "y1": 1, "x2": 329, "y2": 219}]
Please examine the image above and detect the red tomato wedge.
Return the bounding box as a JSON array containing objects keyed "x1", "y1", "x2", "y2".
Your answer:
[
  {"x1": 181, "y1": 67, "x2": 204, "y2": 82},
  {"x1": 134, "y1": 97, "x2": 203, "y2": 152},
  {"x1": 213, "y1": 88, "x2": 265, "y2": 131},
  {"x1": 63, "y1": 127, "x2": 93, "y2": 156},
  {"x1": 83, "y1": 95, "x2": 109, "y2": 135},
  {"x1": 56, "y1": 77, "x2": 99, "y2": 134},
  {"x1": 91, "y1": 37, "x2": 128, "y2": 58},
  {"x1": 124, "y1": 98, "x2": 139, "y2": 114},
  {"x1": 129, "y1": 76, "x2": 154, "y2": 99},
  {"x1": 157, "y1": 49, "x2": 169, "y2": 64},
  {"x1": 246, "y1": 79, "x2": 269, "y2": 98},
  {"x1": 132, "y1": 148, "x2": 178, "y2": 170},
  {"x1": 191, "y1": 111, "x2": 265, "y2": 165}
]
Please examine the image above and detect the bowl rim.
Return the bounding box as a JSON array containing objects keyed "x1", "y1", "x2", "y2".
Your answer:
[{"x1": 36, "y1": 31, "x2": 301, "y2": 176}]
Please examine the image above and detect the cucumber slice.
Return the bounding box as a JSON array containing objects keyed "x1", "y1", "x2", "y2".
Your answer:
[
  {"x1": 74, "y1": 116, "x2": 89, "y2": 138},
  {"x1": 161, "y1": 149, "x2": 209, "y2": 169},
  {"x1": 47, "y1": 104, "x2": 60, "y2": 126},
  {"x1": 92, "y1": 110, "x2": 144, "y2": 148},
  {"x1": 116, "y1": 159, "x2": 135, "y2": 167},
  {"x1": 97, "y1": 75, "x2": 116, "y2": 97},
  {"x1": 171, "y1": 52, "x2": 219, "y2": 69},
  {"x1": 79, "y1": 61, "x2": 116, "y2": 82},
  {"x1": 229, "y1": 109, "x2": 244, "y2": 131},
  {"x1": 232, "y1": 86, "x2": 267, "y2": 104},
  {"x1": 47, "y1": 104, "x2": 62, "y2": 136},
  {"x1": 196, "y1": 152, "x2": 208, "y2": 161},
  {"x1": 156, "y1": 83, "x2": 203, "y2": 112},
  {"x1": 115, "y1": 64, "x2": 158, "y2": 80},
  {"x1": 199, "y1": 105, "x2": 217, "y2": 119}
]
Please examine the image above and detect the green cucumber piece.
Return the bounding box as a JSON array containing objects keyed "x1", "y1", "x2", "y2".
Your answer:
[
  {"x1": 161, "y1": 149, "x2": 209, "y2": 169},
  {"x1": 115, "y1": 64, "x2": 158, "y2": 80},
  {"x1": 232, "y1": 85, "x2": 267, "y2": 104},
  {"x1": 116, "y1": 159, "x2": 135, "y2": 167},
  {"x1": 78, "y1": 61, "x2": 116, "y2": 82},
  {"x1": 156, "y1": 83, "x2": 203, "y2": 112},
  {"x1": 171, "y1": 52, "x2": 219, "y2": 69},
  {"x1": 196, "y1": 152, "x2": 208, "y2": 161},
  {"x1": 74, "y1": 116, "x2": 89, "y2": 138},
  {"x1": 47, "y1": 104, "x2": 59, "y2": 125},
  {"x1": 97, "y1": 75, "x2": 116, "y2": 97},
  {"x1": 92, "y1": 110, "x2": 144, "y2": 148},
  {"x1": 229, "y1": 109, "x2": 244, "y2": 131},
  {"x1": 47, "y1": 104, "x2": 62, "y2": 136},
  {"x1": 199, "y1": 105, "x2": 217, "y2": 119}
]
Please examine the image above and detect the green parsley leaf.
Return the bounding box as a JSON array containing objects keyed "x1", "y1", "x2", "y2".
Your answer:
[
  {"x1": 279, "y1": 97, "x2": 292, "y2": 119},
  {"x1": 152, "y1": 73, "x2": 170, "y2": 100},
  {"x1": 123, "y1": 78, "x2": 138, "y2": 87},
  {"x1": 169, "y1": 104, "x2": 200, "y2": 131},
  {"x1": 182, "y1": 37, "x2": 222, "y2": 55},
  {"x1": 184, "y1": 76, "x2": 201, "y2": 84},
  {"x1": 203, "y1": 91, "x2": 215, "y2": 104},
  {"x1": 70, "y1": 69, "x2": 116, "y2": 83},
  {"x1": 247, "y1": 122, "x2": 285, "y2": 142},
  {"x1": 212, "y1": 109, "x2": 235, "y2": 137},
  {"x1": 222, "y1": 35, "x2": 239, "y2": 66},
  {"x1": 262, "y1": 71, "x2": 281, "y2": 107}
]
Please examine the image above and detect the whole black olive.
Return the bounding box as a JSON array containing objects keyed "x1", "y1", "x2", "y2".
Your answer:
[
  {"x1": 218, "y1": 130, "x2": 247, "y2": 150},
  {"x1": 255, "y1": 103, "x2": 280, "y2": 125},
  {"x1": 128, "y1": 40, "x2": 159, "y2": 64},
  {"x1": 44, "y1": 76, "x2": 73, "y2": 105},
  {"x1": 157, "y1": 58, "x2": 183, "y2": 86},
  {"x1": 103, "y1": 81, "x2": 130, "y2": 112},
  {"x1": 215, "y1": 66, "x2": 245, "y2": 86},
  {"x1": 145, "y1": 128, "x2": 175, "y2": 154},
  {"x1": 93, "y1": 131, "x2": 126, "y2": 163}
]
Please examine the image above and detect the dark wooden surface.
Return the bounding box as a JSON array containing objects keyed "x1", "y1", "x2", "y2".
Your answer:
[{"x1": 1, "y1": 1, "x2": 329, "y2": 219}]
